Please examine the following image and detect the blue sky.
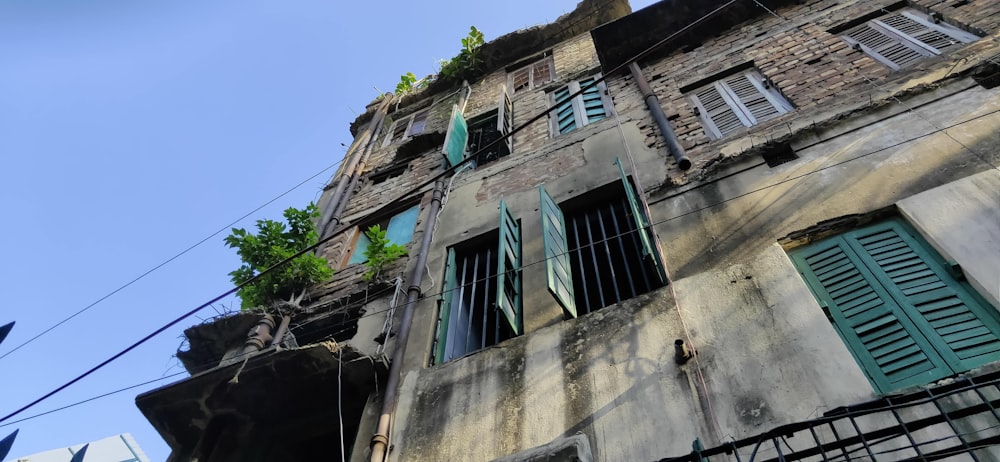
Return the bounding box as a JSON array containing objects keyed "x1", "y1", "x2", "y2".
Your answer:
[{"x1": 0, "y1": 1, "x2": 654, "y2": 459}]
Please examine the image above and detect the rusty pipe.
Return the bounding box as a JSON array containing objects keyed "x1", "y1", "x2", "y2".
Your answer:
[
  {"x1": 630, "y1": 62, "x2": 691, "y2": 171},
  {"x1": 269, "y1": 315, "x2": 292, "y2": 349},
  {"x1": 369, "y1": 180, "x2": 445, "y2": 462},
  {"x1": 240, "y1": 314, "x2": 275, "y2": 355}
]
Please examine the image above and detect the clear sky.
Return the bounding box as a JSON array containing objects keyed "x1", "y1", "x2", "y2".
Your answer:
[{"x1": 0, "y1": 1, "x2": 654, "y2": 459}]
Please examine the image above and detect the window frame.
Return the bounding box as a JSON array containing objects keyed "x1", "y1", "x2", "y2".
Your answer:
[
  {"x1": 547, "y1": 74, "x2": 614, "y2": 137},
  {"x1": 687, "y1": 69, "x2": 793, "y2": 140},
  {"x1": 789, "y1": 218, "x2": 1000, "y2": 394},
  {"x1": 539, "y1": 158, "x2": 666, "y2": 318},
  {"x1": 382, "y1": 108, "x2": 430, "y2": 147},
  {"x1": 433, "y1": 200, "x2": 522, "y2": 364},
  {"x1": 507, "y1": 53, "x2": 555, "y2": 96},
  {"x1": 343, "y1": 205, "x2": 420, "y2": 266},
  {"x1": 841, "y1": 9, "x2": 979, "y2": 71}
]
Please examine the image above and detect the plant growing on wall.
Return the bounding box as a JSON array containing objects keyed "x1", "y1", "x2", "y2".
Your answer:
[
  {"x1": 224, "y1": 203, "x2": 334, "y2": 310},
  {"x1": 438, "y1": 26, "x2": 485, "y2": 80},
  {"x1": 362, "y1": 225, "x2": 408, "y2": 282},
  {"x1": 396, "y1": 72, "x2": 418, "y2": 95}
]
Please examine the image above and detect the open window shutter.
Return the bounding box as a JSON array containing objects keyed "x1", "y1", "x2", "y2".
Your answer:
[
  {"x1": 497, "y1": 85, "x2": 513, "y2": 156},
  {"x1": 843, "y1": 220, "x2": 1000, "y2": 372},
  {"x1": 539, "y1": 186, "x2": 577, "y2": 318},
  {"x1": 615, "y1": 157, "x2": 666, "y2": 284},
  {"x1": 691, "y1": 84, "x2": 746, "y2": 138},
  {"x1": 434, "y1": 248, "x2": 458, "y2": 364},
  {"x1": 790, "y1": 235, "x2": 953, "y2": 393},
  {"x1": 845, "y1": 22, "x2": 931, "y2": 70},
  {"x1": 723, "y1": 72, "x2": 789, "y2": 124},
  {"x1": 496, "y1": 200, "x2": 522, "y2": 335},
  {"x1": 442, "y1": 105, "x2": 468, "y2": 167}
]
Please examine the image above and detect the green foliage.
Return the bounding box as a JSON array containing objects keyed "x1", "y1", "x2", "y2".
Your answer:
[
  {"x1": 396, "y1": 72, "x2": 417, "y2": 95},
  {"x1": 438, "y1": 26, "x2": 485, "y2": 80},
  {"x1": 224, "y1": 204, "x2": 334, "y2": 310},
  {"x1": 362, "y1": 225, "x2": 408, "y2": 282}
]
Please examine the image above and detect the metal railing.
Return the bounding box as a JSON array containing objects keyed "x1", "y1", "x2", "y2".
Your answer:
[{"x1": 658, "y1": 370, "x2": 1000, "y2": 462}]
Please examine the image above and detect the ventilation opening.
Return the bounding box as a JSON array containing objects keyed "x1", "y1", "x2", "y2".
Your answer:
[
  {"x1": 370, "y1": 163, "x2": 408, "y2": 184},
  {"x1": 971, "y1": 54, "x2": 1000, "y2": 89},
  {"x1": 761, "y1": 142, "x2": 798, "y2": 167}
]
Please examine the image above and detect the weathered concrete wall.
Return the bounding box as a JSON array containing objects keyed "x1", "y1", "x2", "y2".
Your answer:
[{"x1": 899, "y1": 170, "x2": 1000, "y2": 309}]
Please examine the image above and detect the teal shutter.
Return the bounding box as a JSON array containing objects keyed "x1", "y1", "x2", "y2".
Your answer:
[
  {"x1": 497, "y1": 85, "x2": 513, "y2": 156},
  {"x1": 553, "y1": 86, "x2": 577, "y2": 134},
  {"x1": 616, "y1": 157, "x2": 666, "y2": 284},
  {"x1": 579, "y1": 77, "x2": 606, "y2": 123},
  {"x1": 385, "y1": 205, "x2": 419, "y2": 246},
  {"x1": 434, "y1": 248, "x2": 458, "y2": 364},
  {"x1": 348, "y1": 230, "x2": 372, "y2": 265},
  {"x1": 843, "y1": 220, "x2": 1000, "y2": 372},
  {"x1": 790, "y1": 218, "x2": 1000, "y2": 393},
  {"x1": 442, "y1": 105, "x2": 468, "y2": 167},
  {"x1": 496, "y1": 200, "x2": 522, "y2": 335},
  {"x1": 539, "y1": 186, "x2": 577, "y2": 317}
]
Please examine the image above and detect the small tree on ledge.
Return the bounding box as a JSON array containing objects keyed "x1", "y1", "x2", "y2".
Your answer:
[
  {"x1": 362, "y1": 225, "x2": 407, "y2": 282},
  {"x1": 224, "y1": 203, "x2": 334, "y2": 311}
]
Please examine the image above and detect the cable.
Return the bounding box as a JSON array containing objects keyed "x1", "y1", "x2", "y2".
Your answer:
[{"x1": 0, "y1": 155, "x2": 349, "y2": 362}]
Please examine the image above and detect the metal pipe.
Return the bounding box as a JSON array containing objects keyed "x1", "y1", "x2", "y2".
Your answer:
[
  {"x1": 319, "y1": 96, "x2": 393, "y2": 238},
  {"x1": 240, "y1": 314, "x2": 275, "y2": 355},
  {"x1": 629, "y1": 62, "x2": 691, "y2": 171},
  {"x1": 370, "y1": 180, "x2": 445, "y2": 462},
  {"x1": 328, "y1": 110, "x2": 388, "y2": 228}
]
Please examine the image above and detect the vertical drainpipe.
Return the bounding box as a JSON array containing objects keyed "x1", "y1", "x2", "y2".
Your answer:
[
  {"x1": 329, "y1": 109, "x2": 386, "y2": 226},
  {"x1": 629, "y1": 62, "x2": 691, "y2": 171},
  {"x1": 319, "y1": 95, "x2": 394, "y2": 238},
  {"x1": 369, "y1": 180, "x2": 445, "y2": 462}
]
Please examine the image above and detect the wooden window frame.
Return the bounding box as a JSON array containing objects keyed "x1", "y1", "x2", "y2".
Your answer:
[
  {"x1": 687, "y1": 69, "x2": 792, "y2": 140},
  {"x1": 342, "y1": 205, "x2": 420, "y2": 267},
  {"x1": 507, "y1": 53, "x2": 555, "y2": 96},
  {"x1": 382, "y1": 108, "x2": 430, "y2": 147},
  {"x1": 841, "y1": 8, "x2": 978, "y2": 71},
  {"x1": 546, "y1": 74, "x2": 614, "y2": 137}
]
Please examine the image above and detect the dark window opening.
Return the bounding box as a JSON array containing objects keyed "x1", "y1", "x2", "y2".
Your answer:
[
  {"x1": 562, "y1": 183, "x2": 663, "y2": 316},
  {"x1": 369, "y1": 163, "x2": 408, "y2": 184},
  {"x1": 467, "y1": 112, "x2": 510, "y2": 167},
  {"x1": 436, "y1": 232, "x2": 516, "y2": 362},
  {"x1": 761, "y1": 142, "x2": 799, "y2": 167}
]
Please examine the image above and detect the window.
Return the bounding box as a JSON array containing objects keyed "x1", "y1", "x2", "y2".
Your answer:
[
  {"x1": 383, "y1": 109, "x2": 430, "y2": 146},
  {"x1": 345, "y1": 205, "x2": 419, "y2": 265},
  {"x1": 466, "y1": 86, "x2": 514, "y2": 167},
  {"x1": 433, "y1": 200, "x2": 522, "y2": 363},
  {"x1": 548, "y1": 75, "x2": 612, "y2": 136},
  {"x1": 540, "y1": 158, "x2": 666, "y2": 317},
  {"x1": 789, "y1": 218, "x2": 1000, "y2": 394},
  {"x1": 841, "y1": 9, "x2": 978, "y2": 71},
  {"x1": 508, "y1": 54, "x2": 555, "y2": 95},
  {"x1": 687, "y1": 69, "x2": 792, "y2": 140}
]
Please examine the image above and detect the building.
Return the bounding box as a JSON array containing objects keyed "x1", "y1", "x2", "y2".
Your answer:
[
  {"x1": 13, "y1": 433, "x2": 150, "y2": 462},
  {"x1": 136, "y1": 0, "x2": 1000, "y2": 460}
]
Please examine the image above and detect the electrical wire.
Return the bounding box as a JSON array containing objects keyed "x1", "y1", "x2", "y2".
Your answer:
[
  {"x1": 8, "y1": 0, "x2": 994, "y2": 428},
  {"x1": 0, "y1": 154, "x2": 350, "y2": 362},
  {"x1": 3, "y1": 105, "x2": 995, "y2": 429}
]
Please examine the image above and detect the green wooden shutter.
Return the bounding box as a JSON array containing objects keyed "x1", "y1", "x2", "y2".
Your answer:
[
  {"x1": 552, "y1": 86, "x2": 577, "y2": 135},
  {"x1": 616, "y1": 157, "x2": 666, "y2": 284},
  {"x1": 579, "y1": 77, "x2": 607, "y2": 124},
  {"x1": 434, "y1": 248, "x2": 458, "y2": 364},
  {"x1": 442, "y1": 105, "x2": 468, "y2": 167},
  {"x1": 790, "y1": 236, "x2": 953, "y2": 393},
  {"x1": 497, "y1": 85, "x2": 513, "y2": 156},
  {"x1": 843, "y1": 220, "x2": 1000, "y2": 372},
  {"x1": 496, "y1": 200, "x2": 523, "y2": 335},
  {"x1": 539, "y1": 186, "x2": 577, "y2": 318}
]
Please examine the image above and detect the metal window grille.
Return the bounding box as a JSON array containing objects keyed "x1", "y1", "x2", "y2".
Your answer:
[
  {"x1": 565, "y1": 194, "x2": 662, "y2": 316},
  {"x1": 437, "y1": 238, "x2": 515, "y2": 362},
  {"x1": 657, "y1": 369, "x2": 1000, "y2": 462},
  {"x1": 467, "y1": 113, "x2": 510, "y2": 167}
]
